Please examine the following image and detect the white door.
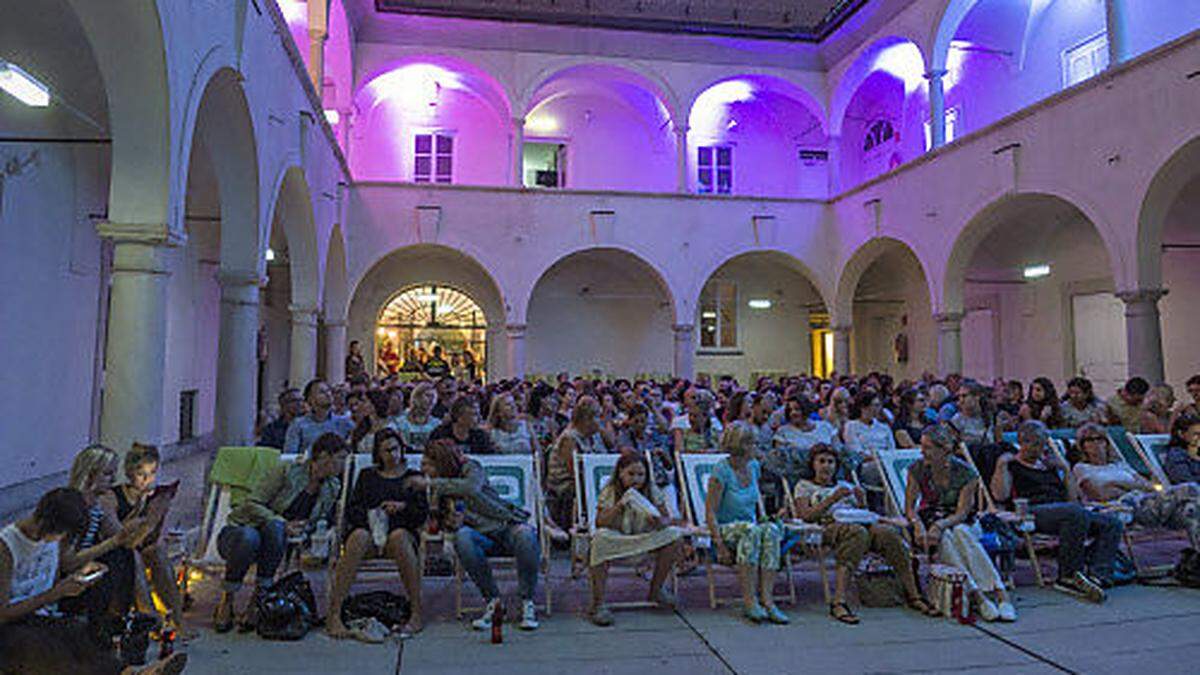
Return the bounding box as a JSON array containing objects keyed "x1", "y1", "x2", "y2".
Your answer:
[
  {"x1": 961, "y1": 308, "x2": 997, "y2": 383},
  {"x1": 1072, "y1": 292, "x2": 1127, "y2": 397}
]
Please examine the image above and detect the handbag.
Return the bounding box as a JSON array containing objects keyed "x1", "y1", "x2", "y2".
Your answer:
[
  {"x1": 256, "y1": 571, "x2": 319, "y2": 640},
  {"x1": 855, "y1": 568, "x2": 904, "y2": 607},
  {"x1": 341, "y1": 590, "x2": 412, "y2": 630}
]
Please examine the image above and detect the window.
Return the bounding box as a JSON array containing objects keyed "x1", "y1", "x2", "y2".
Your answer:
[
  {"x1": 522, "y1": 141, "x2": 566, "y2": 188},
  {"x1": 862, "y1": 120, "x2": 895, "y2": 153},
  {"x1": 414, "y1": 133, "x2": 453, "y2": 183},
  {"x1": 924, "y1": 106, "x2": 960, "y2": 150},
  {"x1": 1062, "y1": 33, "x2": 1109, "y2": 88},
  {"x1": 178, "y1": 389, "x2": 197, "y2": 442},
  {"x1": 697, "y1": 145, "x2": 732, "y2": 194},
  {"x1": 699, "y1": 280, "x2": 737, "y2": 348}
]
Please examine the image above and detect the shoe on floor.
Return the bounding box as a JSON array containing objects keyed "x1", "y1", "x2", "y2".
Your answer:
[
  {"x1": 471, "y1": 598, "x2": 500, "y2": 631},
  {"x1": 519, "y1": 600, "x2": 540, "y2": 630},
  {"x1": 744, "y1": 603, "x2": 768, "y2": 623},
  {"x1": 589, "y1": 605, "x2": 614, "y2": 627},
  {"x1": 998, "y1": 601, "x2": 1017, "y2": 622},
  {"x1": 765, "y1": 605, "x2": 790, "y2": 625},
  {"x1": 977, "y1": 597, "x2": 1000, "y2": 622},
  {"x1": 1053, "y1": 571, "x2": 1106, "y2": 603}
]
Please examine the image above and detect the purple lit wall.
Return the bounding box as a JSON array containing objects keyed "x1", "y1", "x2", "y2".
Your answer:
[
  {"x1": 278, "y1": 0, "x2": 309, "y2": 70},
  {"x1": 687, "y1": 76, "x2": 827, "y2": 198}
]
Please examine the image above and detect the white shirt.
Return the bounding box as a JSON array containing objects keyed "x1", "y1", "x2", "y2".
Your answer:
[{"x1": 844, "y1": 419, "x2": 896, "y2": 458}]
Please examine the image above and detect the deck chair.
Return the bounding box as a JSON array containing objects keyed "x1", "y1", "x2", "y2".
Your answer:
[
  {"x1": 1129, "y1": 434, "x2": 1173, "y2": 486},
  {"x1": 453, "y1": 454, "x2": 552, "y2": 618},
  {"x1": 676, "y1": 451, "x2": 798, "y2": 609},
  {"x1": 573, "y1": 451, "x2": 680, "y2": 609},
  {"x1": 1106, "y1": 427, "x2": 1154, "y2": 478},
  {"x1": 777, "y1": 480, "x2": 831, "y2": 603},
  {"x1": 327, "y1": 453, "x2": 424, "y2": 576}
]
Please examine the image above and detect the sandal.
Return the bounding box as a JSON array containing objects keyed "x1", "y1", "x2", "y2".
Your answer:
[
  {"x1": 906, "y1": 595, "x2": 939, "y2": 617},
  {"x1": 829, "y1": 602, "x2": 860, "y2": 625}
]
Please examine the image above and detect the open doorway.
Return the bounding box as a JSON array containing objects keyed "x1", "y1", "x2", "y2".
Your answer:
[{"x1": 523, "y1": 141, "x2": 566, "y2": 188}]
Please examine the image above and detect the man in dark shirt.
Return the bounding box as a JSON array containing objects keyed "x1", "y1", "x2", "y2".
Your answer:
[
  {"x1": 258, "y1": 388, "x2": 305, "y2": 449},
  {"x1": 424, "y1": 345, "x2": 450, "y2": 379},
  {"x1": 991, "y1": 421, "x2": 1122, "y2": 602},
  {"x1": 430, "y1": 396, "x2": 495, "y2": 455},
  {"x1": 430, "y1": 376, "x2": 457, "y2": 419}
]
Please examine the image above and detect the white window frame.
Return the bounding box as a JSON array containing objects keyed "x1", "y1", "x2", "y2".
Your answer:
[
  {"x1": 698, "y1": 279, "x2": 738, "y2": 351},
  {"x1": 414, "y1": 131, "x2": 454, "y2": 184},
  {"x1": 924, "y1": 106, "x2": 961, "y2": 150},
  {"x1": 697, "y1": 144, "x2": 733, "y2": 195},
  {"x1": 1062, "y1": 32, "x2": 1109, "y2": 89}
]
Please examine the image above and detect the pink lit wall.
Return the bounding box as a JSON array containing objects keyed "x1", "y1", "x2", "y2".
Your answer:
[
  {"x1": 278, "y1": 0, "x2": 310, "y2": 71},
  {"x1": 687, "y1": 81, "x2": 828, "y2": 198},
  {"x1": 527, "y1": 88, "x2": 675, "y2": 192}
]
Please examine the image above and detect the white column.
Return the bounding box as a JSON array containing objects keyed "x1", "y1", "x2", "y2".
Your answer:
[
  {"x1": 289, "y1": 305, "x2": 320, "y2": 388},
  {"x1": 1105, "y1": 0, "x2": 1131, "y2": 66},
  {"x1": 832, "y1": 325, "x2": 852, "y2": 375},
  {"x1": 673, "y1": 324, "x2": 696, "y2": 380},
  {"x1": 96, "y1": 224, "x2": 180, "y2": 451},
  {"x1": 1118, "y1": 288, "x2": 1167, "y2": 383},
  {"x1": 216, "y1": 271, "x2": 262, "y2": 446},
  {"x1": 826, "y1": 136, "x2": 841, "y2": 197},
  {"x1": 935, "y1": 312, "x2": 964, "y2": 376},
  {"x1": 926, "y1": 69, "x2": 948, "y2": 149},
  {"x1": 505, "y1": 323, "x2": 527, "y2": 380},
  {"x1": 673, "y1": 125, "x2": 689, "y2": 193},
  {"x1": 510, "y1": 117, "x2": 525, "y2": 187},
  {"x1": 323, "y1": 319, "x2": 347, "y2": 384}
]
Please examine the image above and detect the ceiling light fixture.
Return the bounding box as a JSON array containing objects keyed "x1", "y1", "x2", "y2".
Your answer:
[
  {"x1": 324, "y1": 109, "x2": 340, "y2": 125},
  {"x1": 748, "y1": 299, "x2": 772, "y2": 309},
  {"x1": 265, "y1": 248, "x2": 276, "y2": 262},
  {"x1": 0, "y1": 60, "x2": 50, "y2": 107},
  {"x1": 1023, "y1": 264, "x2": 1051, "y2": 279}
]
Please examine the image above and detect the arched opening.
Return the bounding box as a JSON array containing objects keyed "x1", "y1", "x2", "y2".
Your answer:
[
  {"x1": 527, "y1": 248, "x2": 675, "y2": 378},
  {"x1": 687, "y1": 75, "x2": 827, "y2": 198},
  {"x1": 323, "y1": 0, "x2": 353, "y2": 152},
  {"x1": 351, "y1": 56, "x2": 511, "y2": 184},
  {"x1": 0, "y1": 0, "x2": 113, "y2": 484},
  {"x1": 374, "y1": 285, "x2": 489, "y2": 381},
  {"x1": 1139, "y1": 136, "x2": 1200, "y2": 389},
  {"x1": 945, "y1": 193, "x2": 1121, "y2": 393},
  {"x1": 839, "y1": 240, "x2": 935, "y2": 379},
  {"x1": 524, "y1": 64, "x2": 675, "y2": 191},
  {"x1": 694, "y1": 252, "x2": 829, "y2": 384},
  {"x1": 834, "y1": 38, "x2": 927, "y2": 188},
  {"x1": 348, "y1": 245, "x2": 506, "y2": 381},
  {"x1": 932, "y1": 0, "x2": 1107, "y2": 137}
]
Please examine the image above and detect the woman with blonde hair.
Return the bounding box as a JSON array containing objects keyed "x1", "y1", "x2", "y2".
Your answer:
[{"x1": 487, "y1": 392, "x2": 535, "y2": 456}]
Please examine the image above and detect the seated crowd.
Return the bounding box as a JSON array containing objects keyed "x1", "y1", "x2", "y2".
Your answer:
[{"x1": 4, "y1": 368, "x2": 1200, "y2": 668}]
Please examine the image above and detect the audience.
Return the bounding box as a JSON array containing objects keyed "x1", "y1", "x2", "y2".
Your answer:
[
  {"x1": 705, "y1": 422, "x2": 789, "y2": 625},
  {"x1": 213, "y1": 433, "x2": 344, "y2": 632},
  {"x1": 430, "y1": 396, "x2": 496, "y2": 456},
  {"x1": 423, "y1": 440, "x2": 542, "y2": 631},
  {"x1": 258, "y1": 388, "x2": 305, "y2": 450},
  {"x1": 1021, "y1": 377, "x2": 1065, "y2": 428},
  {"x1": 487, "y1": 393, "x2": 535, "y2": 456},
  {"x1": 586, "y1": 451, "x2": 685, "y2": 626},
  {"x1": 1105, "y1": 377, "x2": 1151, "y2": 433},
  {"x1": 1163, "y1": 414, "x2": 1200, "y2": 485},
  {"x1": 284, "y1": 379, "x2": 354, "y2": 456},
  {"x1": 990, "y1": 421, "x2": 1122, "y2": 602},
  {"x1": 1061, "y1": 377, "x2": 1105, "y2": 429},
  {"x1": 328, "y1": 429, "x2": 428, "y2": 638},
  {"x1": 392, "y1": 381, "x2": 440, "y2": 450},
  {"x1": 546, "y1": 396, "x2": 605, "y2": 534}
]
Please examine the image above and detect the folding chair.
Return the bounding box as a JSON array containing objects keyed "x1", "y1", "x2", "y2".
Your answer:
[
  {"x1": 954, "y1": 445, "x2": 1047, "y2": 587},
  {"x1": 1129, "y1": 434, "x2": 1173, "y2": 487},
  {"x1": 453, "y1": 454, "x2": 552, "y2": 618},
  {"x1": 675, "y1": 451, "x2": 797, "y2": 609},
  {"x1": 777, "y1": 479, "x2": 831, "y2": 603},
  {"x1": 573, "y1": 451, "x2": 680, "y2": 609}
]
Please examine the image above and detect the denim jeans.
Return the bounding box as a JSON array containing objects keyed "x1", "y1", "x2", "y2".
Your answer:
[
  {"x1": 454, "y1": 523, "x2": 540, "y2": 601},
  {"x1": 1032, "y1": 502, "x2": 1123, "y2": 580},
  {"x1": 217, "y1": 520, "x2": 287, "y2": 591}
]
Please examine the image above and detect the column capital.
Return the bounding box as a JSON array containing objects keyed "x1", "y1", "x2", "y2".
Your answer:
[
  {"x1": 97, "y1": 221, "x2": 185, "y2": 248},
  {"x1": 1116, "y1": 288, "x2": 1168, "y2": 305},
  {"x1": 217, "y1": 269, "x2": 265, "y2": 289},
  {"x1": 289, "y1": 304, "x2": 320, "y2": 326},
  {"x1": 505, "y1": 323, "x2": 527, "y2": 338},
  {"x1": 323, "y1": 318, "x2": 347, "y2": 329},
  {"x1": 924, "y1": 69, "x2": 949, "y2": 80},
  {"x1": 672, "y1": 124, "x2": 690, "y2": 137},
  {"x1": 934, "y1": 312, "x2": 964, "y2": 326},
  {"x1": 672, "y1": 323, "x2": 695, "y2": 336}
]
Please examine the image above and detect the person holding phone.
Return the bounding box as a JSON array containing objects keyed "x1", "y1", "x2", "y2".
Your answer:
[
  {"x1": 213, "y1": 433, "x2": 345, "y2": 633},
  {"x1": 98, "y1": 444, "x2": 189, "y2": 638},
  {"x1": 0, "y1": 488, "x2": 189, "y2": 674}
]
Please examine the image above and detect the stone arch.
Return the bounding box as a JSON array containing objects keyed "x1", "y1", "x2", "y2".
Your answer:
[
  {"x1": 831, "y1": 36, "x2": 927, "y2": 138},
  {"x1": 356, "y1": 53, "x2": 514, "y2": 123},
  {"x1": 684, "y1": 73, "x2": 827, "y2": 135},
  {"x1": 928, "y1": 0, "x2": 978, "y2": 74},
  {"x1": 1136, "y1": 134, "x2": 1200, "y2": 290},
  {"x1": 689, "y1": 248, "x2": 832, "y2": 318},
  {"x1": 834, "y1": 236, "x2": 934, "y2": 325},
  {"x1": 323, "y1": 224, "x2": 350, "y2": 322},
  {"x1": 267, "y1": 167, "x2": 322, "y2": 311},
  {"x1": 520, "y1": 60, "x2": 682, "y2": 127}
]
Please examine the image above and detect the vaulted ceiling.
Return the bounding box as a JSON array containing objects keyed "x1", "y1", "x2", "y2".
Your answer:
[{"x1": 374, "y1": 0, "x2": 868, "y2": 40}]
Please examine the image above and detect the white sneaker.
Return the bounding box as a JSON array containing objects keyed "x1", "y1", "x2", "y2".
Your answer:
[
  {"x1": 519, "y1": 600, "x2": 539, "y2": 630},
  {"x1": 977, "y1": 597, "x2": 1000, "y2": 622},
  {"x1": 471, "y1": 598, "x2": 500, "y2": 631},
  {"x1": 998, "y1": 601, "x2": 1017, "y2": 622}
]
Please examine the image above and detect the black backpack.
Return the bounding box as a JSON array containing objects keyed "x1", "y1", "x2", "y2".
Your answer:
[
  {"x1": 1174, "y1": 547, "x2": 1200, "y2": 588},
  {"x1": 256, "y1": 571, "x2": 319, "y2": 640},
  {"x1": 341, "y1": 590, "x2": 413, "y2": 630}
]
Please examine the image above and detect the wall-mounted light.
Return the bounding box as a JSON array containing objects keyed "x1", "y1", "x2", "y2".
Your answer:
[
  {"x1": 701, "y1": 311, "x2": 717, "y2": 319},
  {"x1": 265, "y1": 248, "x2": 276, "y2": 262},
  {"x1": 1023, "y1": 264, "x2": 1051, "y2": 279},
  {"x1": 525, "y1": 115, "x2": 558, "y2": 134},
  {"x1": 0, "y1": 60, "x2": 50, "y2": 107},
  {"x1": 748, "y1": 299, "x2": 772, "y2": 309},
  {"x1": 323, "y1": 109, "x2": 340, "y2": 125}
]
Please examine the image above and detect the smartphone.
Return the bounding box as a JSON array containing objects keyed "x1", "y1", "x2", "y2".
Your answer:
[{"x1": 78, "y1": 568, "x2": 107, "y2": 584}]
